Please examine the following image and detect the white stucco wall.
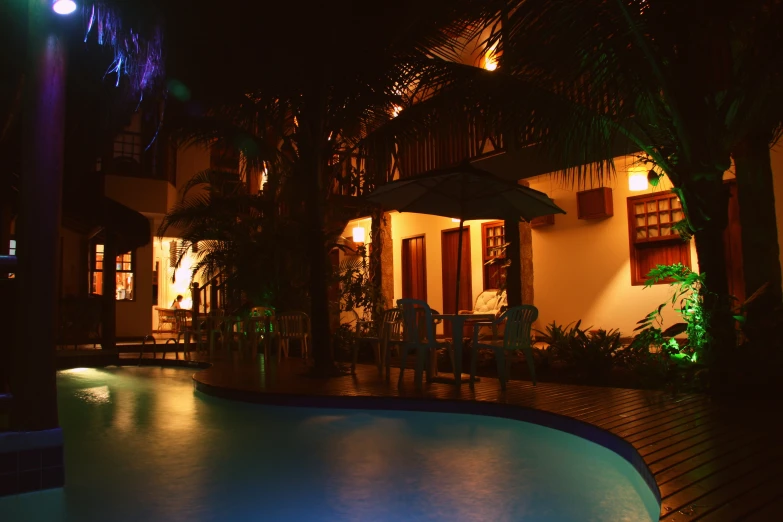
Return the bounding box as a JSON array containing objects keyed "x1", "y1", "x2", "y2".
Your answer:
[
  {"x1": 525, "y1": 160, "x2": 698, "y2": 336},
  {"x1": 390, "y1": 213, "x2": 495, "y2": 335}
]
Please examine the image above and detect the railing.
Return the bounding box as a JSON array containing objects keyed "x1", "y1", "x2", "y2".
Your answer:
[
  {"x1": 194, "y1": 270, "x2": 233, "y2": 317},
  {"x1": 342, "y1": 112, "x2": 506, "y2": 198},
  {"x1": 105, "y1": 132, "x2": 177, "y2": 186},
  {"x1": 392, "y1": 113, "x2": 504, "y2": 180}
]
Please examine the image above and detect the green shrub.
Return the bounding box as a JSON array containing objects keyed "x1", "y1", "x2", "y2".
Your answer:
[{"x1": 536, "y1": 321, "x2": 624, "y2": 382}]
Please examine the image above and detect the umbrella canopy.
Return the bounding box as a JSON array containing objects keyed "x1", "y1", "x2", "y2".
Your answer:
[
  {"x1": 366, "y1": 161, "x2": 564, "y2": 222},
  {"x1": 366, "y1": 162, "x2": 565, "y2": 312}
]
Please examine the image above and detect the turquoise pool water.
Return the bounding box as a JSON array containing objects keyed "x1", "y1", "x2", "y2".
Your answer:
[{"x1": 2, "y1": 367, "x2": 658, "y2": 521}]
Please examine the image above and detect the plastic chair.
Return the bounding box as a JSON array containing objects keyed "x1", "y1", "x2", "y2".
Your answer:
[
  {"x1": 469, "y1": 305, "x2": 538, "y2": 390},
  {"x1": 351, "y1": 308, "x2": 402, "y2": 375},
  {"x1": 247, "y1": 306, "x2": 276, "y2": 359},
  {"x1": 394, "y1": 299, "x2": 440, "y2": 388},
  {"x1": 276, "y1": 311, "x2": 311, "y2": 362}
]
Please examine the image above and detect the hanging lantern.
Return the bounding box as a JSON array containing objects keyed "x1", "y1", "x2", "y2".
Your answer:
[
  {"x1": 52, "y1": 0, "x2": 77, "y2": 15},
  {"x1": 352, "y1": 226, "x2": 365, "y2": 244},
  {"x1": 647, "y1": 169, "x2": 662, "y2": 187},
  {"x1": 628, "y1": 166, "x2": 648, "y2": 191}
]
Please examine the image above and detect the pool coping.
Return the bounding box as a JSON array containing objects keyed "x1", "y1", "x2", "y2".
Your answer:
[{"x1": 192, "y1": 375, "x2": 661, "y2": 508}]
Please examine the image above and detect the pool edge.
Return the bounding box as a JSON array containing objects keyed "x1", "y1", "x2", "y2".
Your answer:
[{"x1": 192, "y1": 376, "x2": 662, "y2": 509}]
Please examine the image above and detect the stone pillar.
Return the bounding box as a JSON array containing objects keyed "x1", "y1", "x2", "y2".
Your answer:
[
  {"x1": 13, "y1": 0, "x2": 66, "y2": 431},
  {"x1": 380, "y1": 212, "x2": 394, "y2": 310},
  {"x1": 520, "y1": 221, "x2": 534, "y2": 305}
]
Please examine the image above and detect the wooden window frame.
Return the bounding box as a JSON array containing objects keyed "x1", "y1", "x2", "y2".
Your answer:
[
  {"x1": 481, "y1": 221, "x2": 505, "y2": 290},
  {"x1": 90, "y1": 243, "x2": 136, "y2": 301},
  {"x1": 627, "y1": 191, "x2": 691, "y2": 286}
]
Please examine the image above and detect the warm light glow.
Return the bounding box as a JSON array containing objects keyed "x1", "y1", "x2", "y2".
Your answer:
[
  {"x1": 52, "y1": 0, "x2": 77, "y2": 15},
  {"x1": 352, "y1": 226, "x2": 365, "y2": 243},
  {"x1": 483, "y1": 47, "x2": 499, "y2": 71},
  {"x1": 452, "y1": 218, "x2": 461, "y2": 223},
  {"x1": 260, "y1": 162, "x2": 269, "y2": 191},
  {"x1": 628, "y1": 167, "x2": 649, "y2": 191},
  {"x1": 392, "y1": 105, "x2": 403, "y2": 118},
  {"x1": 60, "y1": 367, "x2": 90, "y2": 374}
]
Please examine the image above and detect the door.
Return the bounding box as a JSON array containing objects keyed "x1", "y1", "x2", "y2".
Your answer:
[
  {"x1": 441, "y1": 227, "x2": 472, "y2": 338},
  {"x1": 402, "y1": 236, "x2": 427, "y2": 302}
]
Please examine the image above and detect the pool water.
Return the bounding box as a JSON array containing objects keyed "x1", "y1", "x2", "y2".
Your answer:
[{"x1": 2, "y1": 367, "x2": 658, "y2": 521}]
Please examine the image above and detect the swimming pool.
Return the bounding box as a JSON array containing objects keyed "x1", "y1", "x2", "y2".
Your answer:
[{"x1": 2, "y1": 367, "x2": 658, "y2": 521}]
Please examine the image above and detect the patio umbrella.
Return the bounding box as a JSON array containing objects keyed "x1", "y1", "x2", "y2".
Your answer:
[{"x1": 366, "y1": 161, "x2": 565, "y2": 311}]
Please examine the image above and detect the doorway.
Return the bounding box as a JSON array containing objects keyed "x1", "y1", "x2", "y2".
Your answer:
[
  {"x1": 402, "y1": 235, "x2": 427, "y2": 302},
  {"x1": 441, "y1": 227, "x2": 472, "y2": 338}
]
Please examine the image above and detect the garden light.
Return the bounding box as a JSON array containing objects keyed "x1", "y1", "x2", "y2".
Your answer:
[{"x1": 52, "y1": 0, "x2": 77, "y2": 15}]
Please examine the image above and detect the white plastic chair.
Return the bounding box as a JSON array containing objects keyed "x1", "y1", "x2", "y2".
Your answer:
[{"x1": 276, "y1": 311, "x2": 311, "y2": 361}]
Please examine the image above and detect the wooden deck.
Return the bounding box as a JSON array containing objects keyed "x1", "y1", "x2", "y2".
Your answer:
[{"x1": 186, "y1": 355, "x2": 783, "y2": 522}]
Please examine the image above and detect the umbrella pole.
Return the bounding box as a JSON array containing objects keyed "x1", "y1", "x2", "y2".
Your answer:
[{"x1": 455, "y1": 219, "x2": 464, "y2": 313}]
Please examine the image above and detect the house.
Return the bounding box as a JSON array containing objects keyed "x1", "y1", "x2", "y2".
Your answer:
[{"x1": 339, "y1": 148, "x2": 783, "y2": 339}]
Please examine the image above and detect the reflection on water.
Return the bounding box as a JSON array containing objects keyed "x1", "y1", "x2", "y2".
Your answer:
[{"x1": 0, "y1": 367, "x2": 658, "y2": 522}]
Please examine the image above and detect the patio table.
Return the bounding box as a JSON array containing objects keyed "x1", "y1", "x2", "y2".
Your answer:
[{"x1": 431, "y1": 313, "x2": 495, "y2": 386}]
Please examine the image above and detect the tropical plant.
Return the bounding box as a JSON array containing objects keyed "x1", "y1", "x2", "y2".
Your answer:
[
  {"x1": 158, "y1": 168, "x2": 309, "y2": 313},
  {"x1": 536, "y1": 321, "x2": 624, "y2": 382},
  {"x1": 633, "y1": 263, "x2": 717, "y2": 362},
  {"x1": 333, "y1": 245, "x2": 384, "y2": 322}
]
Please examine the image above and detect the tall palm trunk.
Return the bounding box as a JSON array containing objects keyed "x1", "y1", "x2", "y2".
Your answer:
[
  {"x1": 300, "y1": 86, "x2": 336, "y2": 374},
  {"x1": 681, "y1": 174, "x2": 735, "y2": 367},
  {"x1": 732, "y1": 134, "x2": 783, "y2": 337}
]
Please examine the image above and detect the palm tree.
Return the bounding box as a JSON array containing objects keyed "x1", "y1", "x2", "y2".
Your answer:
[
  {"x1": 383, "y1": 0, "x2": 783, "y2": 362},
  {"x1": 163, "y1": 0, "x2": 476, "y2": 375},
  {"x1": 157, "y1": 168, "x2": 310, "y2": 313}
]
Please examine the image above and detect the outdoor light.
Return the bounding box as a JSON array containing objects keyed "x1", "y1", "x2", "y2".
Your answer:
[
  {"x1": 628, "y1": 166, "x2": 648, "y2": 191},
  {"x1": 483, "y1": 47, "x2": 499, "y2": 71},
  {"x1": 52, "y1": 0, "x2": 77, "y2": 15},
  {"x1": 352, "y1": 226, "x2": 365, "y2": 243}
]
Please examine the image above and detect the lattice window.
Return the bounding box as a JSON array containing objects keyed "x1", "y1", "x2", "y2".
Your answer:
[
  {"x1": 627, "y1": 192, "x2": 691, "y2": 285},
  {"x1": 482, "y1": 221, "x2": 505, "y2": 289},
  {"x1": 631, "y1": 192, "x2": 685, "y2": 242}
]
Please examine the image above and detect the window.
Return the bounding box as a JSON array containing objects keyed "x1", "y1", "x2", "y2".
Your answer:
[
  {"x1": 113, "y1": 132, "x2": 143, "y2": 163},
  {"x1": 90, "y1": 244, "x2": 135, "y2": 300},
  {"x1": 481, "y1": 221, "x2": 505, "y2": 289},
  {"x1": 627, "y1": 191, "x2": 691, "y2": 285}
]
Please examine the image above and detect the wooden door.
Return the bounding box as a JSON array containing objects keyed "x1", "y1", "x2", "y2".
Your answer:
[
  {"x1": 402, "y1": 236, "x2": 427, "y2": 302},
  {"x1": 723, "y1": 180, "x2": 745, "y2": 303},
  {"x1": 441, "y1": 227, "x2": 472, "y2": 338}
]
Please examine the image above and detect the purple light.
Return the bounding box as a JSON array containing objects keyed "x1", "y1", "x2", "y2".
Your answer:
[{"x1": 52, "y1": 0, "x2": 77, "y2": 15}]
